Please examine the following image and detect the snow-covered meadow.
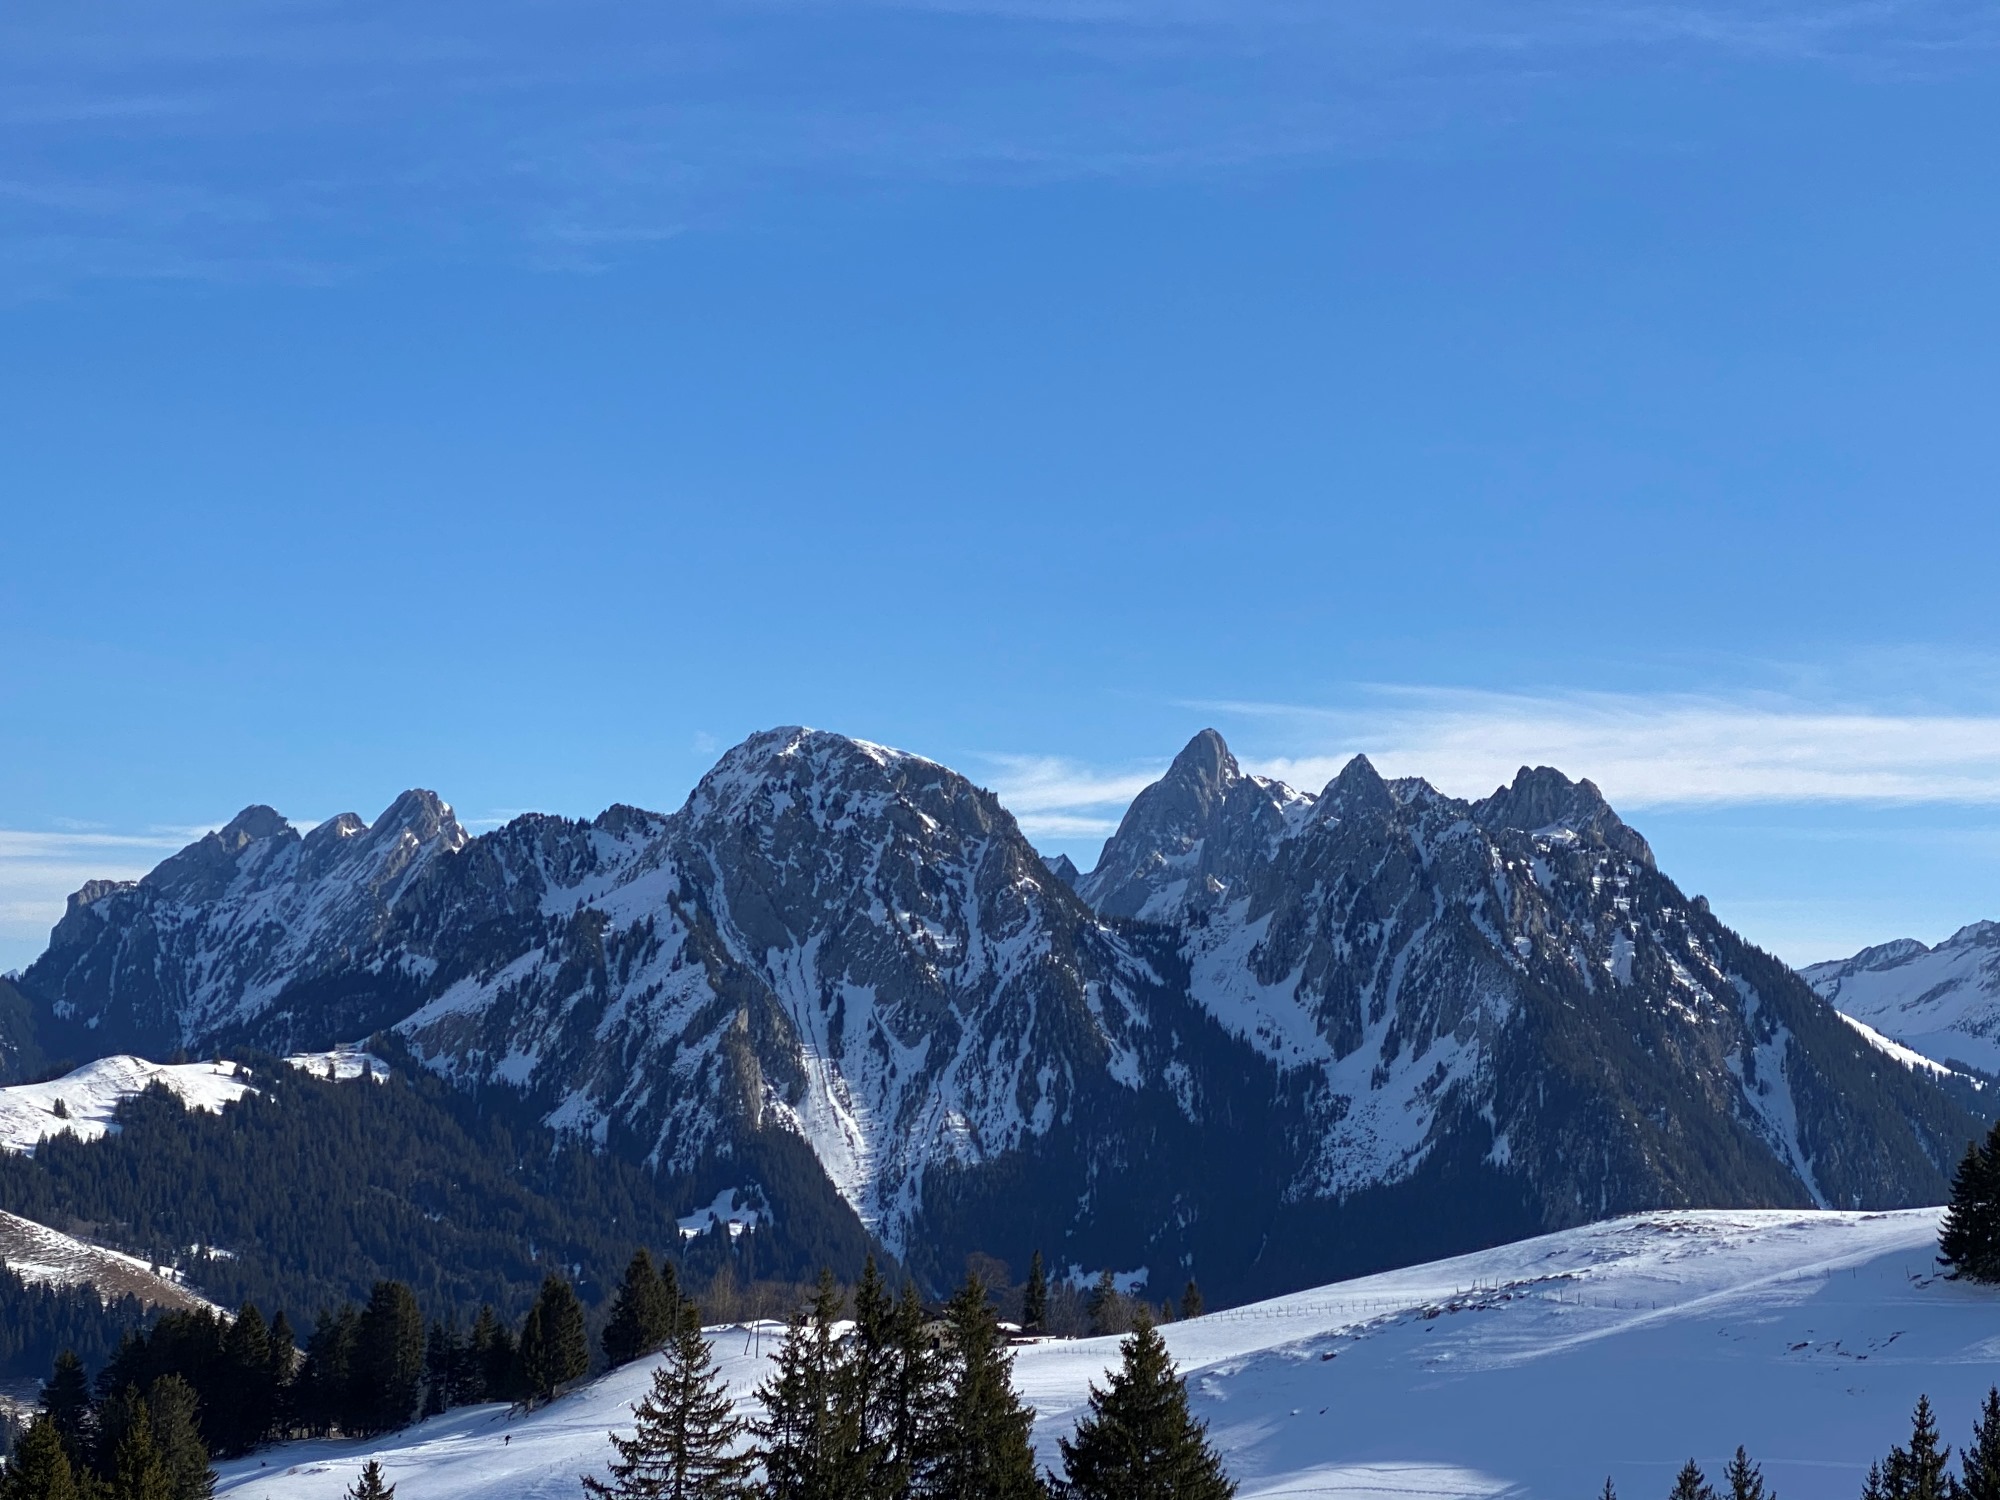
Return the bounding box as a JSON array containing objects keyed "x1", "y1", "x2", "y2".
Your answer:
[{"x1": 215, "y1": 1208, "x2": 1998, "y2": 1500}]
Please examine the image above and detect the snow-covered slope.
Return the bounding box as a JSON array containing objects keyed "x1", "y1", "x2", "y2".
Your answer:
[
  {"x1": 0, "y1": 1056, "x2": 253, "y2": 1154},
  {"x1": 215, "y1": 1208, "x2": 1996, "y2": 1500},
  {"x1": 0, "y1": 1208, "x2": 217, "y2": 1312},
  {"x1": 0, "y1": 1051, "x2": 388, "y2": 1154},
  {"x1": 1805, "y1": 923, "x2": 2000, "y2": 1076}
]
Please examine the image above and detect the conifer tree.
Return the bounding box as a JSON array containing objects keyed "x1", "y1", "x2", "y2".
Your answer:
[
  {"x1": 266, "y1": 1311, "x2": 297, "y2": 1439},
  {"x1": 423, "y1": 1316, "x2": 455, "y2": 1418},
  {"x1": 1087, "y1": 1273, "x2": 1123, "y2": 1338},
  {"x1": 0, "y1": 1416, "x2": 81, "y2": 1500},
  {"x1": 754, "y1": 1271, "x2": 856, "y2": 1500},
  {"x1": 353, "y1": 1282, "x2": 426, "y2": 1433},
  {"x1": 931, "y1": 1273, "x2": 1044, "y2": 1500},
  {"x1": 1023, "y1": 1254, "x2": 1047, "y2": 1334},
  {"x1": 108, "y1": 1404, "x2": 172, "y2": 1500},
  {"x1": 1884, "y1": 1396, "x2": 1955, "y2": 1500},
  {"x1": 1058, "y1": 1308, "x2": 1232, "y2": 1500},
  {"x1": 584, "y1": 1307, "x2": 757, "y2": 1500},
  {"x1": 219, "y1": 1304, "x2": 274, "y2": 1454},
  {"x1": 1942, "y1": 1124, "x2": 2000, "y2": 1281},
  {"x1": 144, "y1": 1377, "x2": 214, "y2": 1500},
  {"x1": 603, "y1": 1251, "x2": 679, "y2": 1369},
  {"x1": 1599, "y1": 1480, "x2": 1617, "y2": 1500},
  {"x1": 1723, "y1": 1447, "x2": 1769, "y2": 1500},
  {"x1": 466, "y1": 1305, "x2": 505, "y2": 1403},
  {"x1": 345, "y1": 1460, "x2": 395, "y2": 1500},
  {"x1": 520, "y1": 1275, "x2": 590, "y2": 1404},
  {"x1": 888, "y1": 1282, "x2": 945, "y2": 1498},
  {"x1": 838, "y1": 1257, "x2": 903, "y2": 1499},
  {"x1": 39, "y1": 1351, "x2": 93, "y2": 1467},
  {"x1": 1667, "y1": 1460, "x2": 1715, "y2": 1500},
  {"x1": 1863, "y1": 1463, "x2": 1888, "y2": 1500},
  {"x1": 1965, "y1": 1388, "x2": 2000, "y2": 1500},
  {"x1": 1180, "y1": 1281, "x2": 1204, "y2": 1321}
]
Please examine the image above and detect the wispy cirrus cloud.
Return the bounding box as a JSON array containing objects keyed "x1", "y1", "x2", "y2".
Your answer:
[
  {"x1": 1206, "y1": 688, "x2": 2000, "y2": 808},
  {"x1": 4, "y1": 0, "x2": 1994, "y2": 291},
  {"x1": 975, "y1": 753, "x2": 1162, "y2": 838}
]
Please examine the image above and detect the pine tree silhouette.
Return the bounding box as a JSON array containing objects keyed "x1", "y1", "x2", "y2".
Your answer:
[
  {"x1": 1059, "y1": 1308, "x2": 1233, "y2": 1500},
  {"x1": 584, "y1": 1307, "x2": 756, "y2": 1500},
  {"x1": 1963, "y1": 1387, "x2": 2000, "y2": 1500}
]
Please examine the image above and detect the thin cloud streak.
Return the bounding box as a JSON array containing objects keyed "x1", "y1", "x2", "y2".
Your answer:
[{"x1": 1202, "y1": 689, "x2": 2000, "y2": 808}]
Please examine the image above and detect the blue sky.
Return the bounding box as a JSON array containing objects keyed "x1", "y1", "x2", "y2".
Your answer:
[{"x1": 3, "y1": 0, "x2": 1999, "y2": 972}]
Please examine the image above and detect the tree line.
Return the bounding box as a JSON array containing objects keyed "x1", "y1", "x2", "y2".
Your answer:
[
  {"x1": 584, "y1": 1255, "x2": 1234, "y2": 1500},
  {"x1": 1595, "y1": 1389, "x2": 2000, "y2": 1500}
]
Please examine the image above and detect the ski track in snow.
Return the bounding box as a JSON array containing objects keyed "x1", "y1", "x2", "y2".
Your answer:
[{"x1": 216, "y1": 1208, "x2": 1996, "y2": 1500}]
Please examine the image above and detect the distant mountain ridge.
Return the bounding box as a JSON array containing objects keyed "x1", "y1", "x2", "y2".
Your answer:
[
  {"x1": 11, "y1": 727, "x2": 1983, "y2": 1302},
  {"x1": 1804, "y1": 922, "x2": 2000, "y2": 1076}
]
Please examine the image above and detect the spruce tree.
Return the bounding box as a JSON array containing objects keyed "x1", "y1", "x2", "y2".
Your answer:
[
  {"x1": 0, "y1": 1416, "x2": 81, "y2": 1500},
  {"x1": 584, "y1": 1307, "x2": 756, "y2": 1500},
  {"x1": 345, "y1": 1460, "x2": 395, "y2": 1500},
  {"x1": 1885, "y1": 1396, "x2": 1955, "y2": 1500},
  {"x1": 603, "y1": 1250, "x2": 678, "y2": 1369},
  {"x1": 931, "y1": 1273, "x2": 1044, "y2": 1500},
  {"x1": 1965, "y1": 1388, "x2": 2000, "y2": 1500},
  {"x1": 108, "y1": 1404, "x2": 172, "y2": 1500},
  {"x1": 839, "y1": 1257, "x2": 902, "y2": 1500},
  {"x1": 220, "y1": 1304, "x2": 275, "y2": 1454},
  {"x1": 520, "y1": 1275, "x2": 590, "y2": 1403},
  {"x1": 144, "y1": 1377, "x2": 214, "y2": 1500},
  {"x1": 267, "y1": 1311, "x2": 298, "y2": 1440},
  {"x1": 353, "y1": 1282, "x2": 426, "y2": 1433},
  {"x1": 1058, "y1": 1308, "x2": 1233, "y2": 1500},
  {"x1": 1942, "y1": 1124, "x2": 2000, "y2": 1281},
  {"x1": 1667, "y1": 1460, "x2": 1715, "y2": 1500},
  {"x1": 1723, "y1": 1447, "x2": 1769, "y2": 1500},
  {"x1": 1087, "y1": 1273, "x2": 1123, "y2": 1338},
  {"x1": 754, "y1": 1271, "x2": 856, "y2": 1500},
  {"x1": 423, "y1": 1316, "x2": 457, "y2": 1418},
  {"x1": 1600, "y1": 1480, "x2": 1617, "y2": 1500},
  {"x1": 888, "y1": 1282, "x2": 946, "y2": 1498},
  {"x1": 1180, "y1": 1281, "x2": 1204, "y2": 1321},
  {"x1": 39, "y1": 1351, "x2": 93, "y2": 1467},
  {"x1": 1023, "y1": 1254, "x2": 1047, "y2": 1334}
]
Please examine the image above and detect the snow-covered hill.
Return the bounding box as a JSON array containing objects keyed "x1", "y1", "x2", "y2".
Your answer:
[
  {"x1": 0, "y1": 1208, "x2": 217, "y2": 1312},
  {"x1": 0, "y1": 1049, "x2": 387, "y2": 1154},
  {"x1": 215, "y1": 1208, "x2": 1996, "y2": 1500},
  {"x1": 0, "y1": 1056, "x2": 253, "y2": 1154},
  {"x1": 1806, "y1": 923, "x2": 2000, "y2": 1076}
]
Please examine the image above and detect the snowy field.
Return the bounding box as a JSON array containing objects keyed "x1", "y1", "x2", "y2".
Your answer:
[{"x1": 214, "y1": 1208, "x2": 2000, "y2": 1500}]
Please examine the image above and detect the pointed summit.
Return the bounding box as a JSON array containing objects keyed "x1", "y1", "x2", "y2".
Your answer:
[
  {"x1": 1078, "y1": 730, "x2": 1311, "y2": 922},
  {"x1": 1472, "y1": 765, "x2": 1653, "y2": 867}
]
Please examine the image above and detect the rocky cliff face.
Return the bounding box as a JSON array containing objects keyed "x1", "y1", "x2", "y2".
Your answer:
[
  {"x1": 27, "y1": 793, "x2": 467, "y2": 1058},
  {"x1": 13, "y1": 728, "x2": 1982, "y2": 1301}
]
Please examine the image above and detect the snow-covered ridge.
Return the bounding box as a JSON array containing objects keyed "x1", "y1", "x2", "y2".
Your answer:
[
  {"x1": 215, "y1": 1208, "x2": 1993, "y2": 1500},
  {"x1": 0, "y1": 1208, "x2": 220, "y2": 1313},
  {"x1": 0, "y1": 1050, "x2": 390, "y2": 1155},
  {"x1": 1806, "y1": 920, "x2": 2000, "y2": 1076}
]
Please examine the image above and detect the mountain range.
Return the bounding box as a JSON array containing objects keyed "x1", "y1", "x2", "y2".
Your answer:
[
  {"x1": 1804, "y1": 922, "x2": 2000, "y2": 1076},
  {"x1": 6, "y1": 727, "x2": 1984, "y2": 1304}
]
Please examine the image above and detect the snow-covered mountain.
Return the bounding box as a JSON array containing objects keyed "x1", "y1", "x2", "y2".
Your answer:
[
  {"x1": 12, "y1": 728, "x2": 1984, "y2": 1301},
  {"x1": 214, "y1": 1207, "x2": 1998, "y2": 1500},
  {"x1": 29, "y1": 793, "x2": 467, "y2": 1057},
  {"x1": 1802, "y1": 922, "x2": 2000, "y2": 1076}
]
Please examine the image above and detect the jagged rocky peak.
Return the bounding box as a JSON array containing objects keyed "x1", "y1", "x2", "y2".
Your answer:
[
  {"x1": 1043, "y1": 852, "x2": 1081, "y2": 887},
  {"x1": 140, "y1": 804, "x2": 300, "y2": 902},
  {"x1": 1471, "y1": 764, "x2": 1654, "y2": 867},
  {"x1": 1313, "y1": 752, "x2": 1397, "y2": 822},
  {"x1": 1080, "y1": 728, "x2": 1310, "y2": 921}
]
